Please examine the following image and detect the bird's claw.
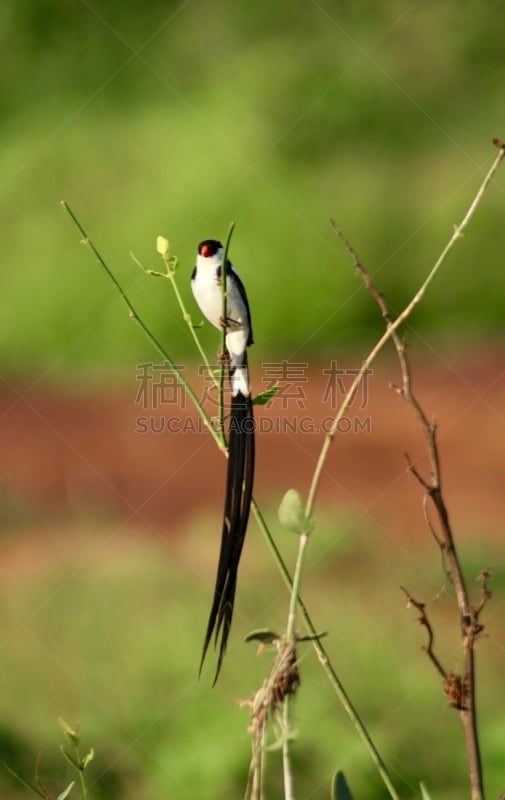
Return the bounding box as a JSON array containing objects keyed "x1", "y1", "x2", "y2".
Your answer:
[{"x1": 217, "y1": 348, "x2": 229, "y2": 365}]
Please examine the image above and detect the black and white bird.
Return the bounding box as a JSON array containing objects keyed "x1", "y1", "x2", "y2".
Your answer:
[{"x1": 191, "y1": 239, "x2": 255, "y2": 683}]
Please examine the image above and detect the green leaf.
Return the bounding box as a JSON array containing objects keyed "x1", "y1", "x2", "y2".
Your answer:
[
  {"x1": 57, "y1": 781, "x2": 75, "y2": 800},
  {"x1": 252, "y1": 382, "x2": 280, "y2": 406},
  {"x1": 244, "y1": 628, "x2": 280, "y2": 644},
  {"x1": 420, "y1": 782, "x2": 434, "y2": 800},
  {"x1": 278, "y1": 489, "x2": 312, "y2": 535},
  {"x1": 81, "y1": 748, "x2": 95, "y2": 770},
  {"x1": 331, "y1": 771, "x2": 353, "y2": 800}
]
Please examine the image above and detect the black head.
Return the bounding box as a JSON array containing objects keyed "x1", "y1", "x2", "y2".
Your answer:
[{"x1": 198, "y1": 239, "x2": 222, "y2": 258}]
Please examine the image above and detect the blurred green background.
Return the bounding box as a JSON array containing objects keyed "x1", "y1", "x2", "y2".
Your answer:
[
  {"x1": 1, "y1": 0, "x2": 504, "y2": 374},
  {"x1": 1, "y1": 2, "x2": 505, "y2": 799}
]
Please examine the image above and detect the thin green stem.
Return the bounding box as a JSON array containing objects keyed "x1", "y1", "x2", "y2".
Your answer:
[
  {"x1": 74, "y1": 747, "x2": 89, "y2": 800},
  {"x1": 0, "y1": 761, "x2": 46, "y2": 799},
  {"x1": 165, "y1": 269, "x2": 225, "y2": 447},
  {"x1": 61, "y1": 201, "x2": 224, "y2": 453},
  {"x1": 251, "y1": 499, "x2": 401, "y2": 800},
  {"x1": 282, "y1": 695, "x2": 296, "y2": 800},
  {"x1": 168, "y1": 273, "x2": 218, "y2": 386},
  {"x1": 286, "y1": 533, "x2": 309, "y2": 640},
  {"x1": 218, "y1": 223, "x2": 235, "y2": 437},
  {"x1": 281, "y1": 530, "x2": 309, "y2": 800}
]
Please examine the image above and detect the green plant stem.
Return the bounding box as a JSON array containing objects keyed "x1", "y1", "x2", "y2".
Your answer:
[
  {"x1": 286, "y1": 533, "x2": 309, "y2": 641},
  {"x1": 218, "y1": 223, "x2": 235, "y2": 437},
  {"x1": 167, "y1": 272, "x2": 211, "y2": 372},
  {"x1": 281, "y1": 530, "x2": 309, "y2": 800},
  {"x1": 61, "y1": 201, "x2": 225, "y2": 454},
  {"x1": 164, "y1": 268, "x2": 225, "y2": 445},
  {"x1": 251, "y1": 499, "x2": 401, "y2": 800},
  {"x1": 74, "y1": 747, "x2": 89, "y2": 800},
  {"x1": 306, "y1": 141, "x2": 505, "y2": 521},
  {"x1": 282, "y1": 694, "x2": 296, "y2": 800},
  {"x1": 167, "y1": 271, "x2": 219, "y2": 386},
  {"x1": 0, "y1": 761, "x2": 46, "y2": 799}
]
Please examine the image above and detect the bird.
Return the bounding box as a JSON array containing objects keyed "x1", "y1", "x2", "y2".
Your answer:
[{"x1": 191, "y1": 239, "x2": 255, "y2": 683}]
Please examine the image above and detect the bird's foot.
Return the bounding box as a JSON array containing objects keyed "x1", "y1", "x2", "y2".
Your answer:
[{"x1": 217, "y1": 348, "x2": 229, "y2": 366}]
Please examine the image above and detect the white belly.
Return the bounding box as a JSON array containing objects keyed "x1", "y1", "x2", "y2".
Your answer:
[{"x1": 191, "y1": 267, "x2": 223, "y2": 331}]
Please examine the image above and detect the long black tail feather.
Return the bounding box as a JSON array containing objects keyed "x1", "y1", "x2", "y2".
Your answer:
[{"x1": 199, "y1": 379, "x2": 255, "y2": 684}]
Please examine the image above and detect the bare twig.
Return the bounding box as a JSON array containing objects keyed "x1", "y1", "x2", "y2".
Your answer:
[
  {"x1": 331, "y1": 139, "x2": 505, "y2": 800},
  {"x1": 400, "y1": 586, "x2": 467, "y2": 712},
  {"x1": 400, "y1": 587, "x2": 447, "y2": 680},
  {"x1": 473, "y1": 570, "x2": 493, "y2": 623},
  {"x1": 337, "y1": 228, "x2": 487, "y2": 792},
  {"x1": 34, "y1": 753, "x2": 51, "y2": 800}
]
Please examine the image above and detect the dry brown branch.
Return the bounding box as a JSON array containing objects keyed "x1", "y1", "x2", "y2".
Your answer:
[
  {"x1": 336, "y1": 226, "x2": 486, "y2": 793},
  {"x1": 473, "y1": 570, "x2": 493, "y2": 625},
  {"x1": 331, "y1": 140, "x2": 505, "y2": 800}
]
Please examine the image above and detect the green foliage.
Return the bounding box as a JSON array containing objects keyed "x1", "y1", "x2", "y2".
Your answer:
[
  {"x1": 252, "y1": 382, "x2": 280, "y2": 407},
  {"x1": 278, "y1": 488, "x2": 312, "y2": 535},
  {"x1": 1, "y1": 1, "x2": 505, "y2": 373}
]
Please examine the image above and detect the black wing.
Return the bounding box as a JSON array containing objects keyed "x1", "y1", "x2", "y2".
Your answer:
[{"x1": 217, "y1": 261, "x2": 254, "y2": 346}]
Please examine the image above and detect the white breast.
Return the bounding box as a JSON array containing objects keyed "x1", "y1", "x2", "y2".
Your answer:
[{"x1": 191, "y1": 254, "x2": 223, "y2": 331}]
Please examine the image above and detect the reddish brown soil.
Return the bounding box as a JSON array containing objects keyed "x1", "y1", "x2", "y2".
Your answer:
[{"x1": 1, "y1": 351, "x2": 504, "y2": 544}]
